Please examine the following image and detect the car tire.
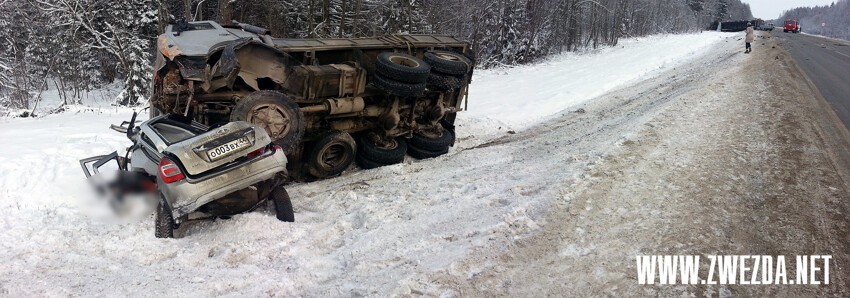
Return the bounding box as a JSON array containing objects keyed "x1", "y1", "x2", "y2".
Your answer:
[
  {"x1": 424, "y1": 50, "x2": 472, "y2": 76},
  {"x1": 407, "y1": 144, "x2": 450, "y2": 159},
  {"x1": 270, "y1": 185, "x2": 295, "y2": 222},
  {"x1": 231, "y1": 90, "x2": 305, "y2": 153},
  {"x1": 427, "y1": 72, "x2": 465, "y2": 91},
  {"x1": 355, "y1": 154, "x2": 391, "y2": 170},
  {"x1": 408, "y1": 127, "x2": 455, "y2": 151},
  {"x1": 155, "y1": 196, "x2": 174, "y2": 238},
  {"x1": 376, "y1": 52, "x2": 430, "y2": 84},
  {"x1": 357, "y1": 134, "x2": 407, "y2": 164},
  {"x1": 305, "y1": 131, "x2": 356, "y2": 178},
  {"x1": 371, "y1": 74, "x2": 426, "y2": 98}
]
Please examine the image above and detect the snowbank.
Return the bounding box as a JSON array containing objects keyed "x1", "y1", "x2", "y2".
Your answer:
[
  {"x1": 461, "y1": 32, "x2": 728, "y2": 132},
  {"x1": 1, "y1": 81, "x2": 122, "y2": 118}
]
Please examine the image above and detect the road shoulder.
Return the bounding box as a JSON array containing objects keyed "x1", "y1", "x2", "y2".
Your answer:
[
  {"x1": 778, "y1": 32, "x2": 850, "y2": 192},
  {"x1": 415, "y1": 33, "x2": 850, "y2": 296}
]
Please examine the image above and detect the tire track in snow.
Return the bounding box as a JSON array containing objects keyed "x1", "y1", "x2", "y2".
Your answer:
[
  {"x1": 294, "y1": 35, "x2": 746, "y2": 295},
  {"x1": 417, "y1": 31, "x2": 850, "y2": 297}
]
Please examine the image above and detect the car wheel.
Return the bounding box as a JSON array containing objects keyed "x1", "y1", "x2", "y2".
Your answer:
[
  {"x1": 155, "y1": 195, "x2": 174, "y2": 238},
  {"x1": 407, "y1": 144, "x2": 450, "y2": 159},
  {"x1": 305, "y1": 131, "x2": 356, "y2": 178},
  {"x1": 231, "y1": 90, "x2": 305, "y2": 153},
  {"x1": 371, "y1": 74, "x2": 426, "y2": 98},
  {"x1": 408, "y1": 126, "x2": 455, "y2": 151},
  {"x1": 270, "y1": 185, "x2": 294, "y2": 222},
  {"x1": 427, "y1": 72, "x2": 466, "y2": 91},
  {"x1": 375, "y1": 52, "x2": 430, "y2": 84},
  {"x1": 357, "y1": 134, "x2": 407, "y2": 164},
  {"x1": 424, "y1": 50, "x2": 472, "y2": 76}
]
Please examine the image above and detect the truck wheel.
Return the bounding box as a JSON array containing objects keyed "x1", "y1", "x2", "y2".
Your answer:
[
  {"x1": 155, "y1": 196, "x2": 174, "y2": 238},
  {"x1": 371, "y1": 75, "x2": 426, "y2": 98},
  {"x1": 231, "y1": 91, "x2": 305, "y2": 153},
  {"x1": 356, "y1": 154, "x2": 391, "y2": 170},
  {"x1": 357, "y1": 134, "x2": 407, "y2": 164},
  {"x1": 407, "y1": 144, "x2": 450, "y2": 159},
  {"x1": 427, "y1": 73, "x2": 465, "y2": 91},
  {"x1": 408, "y1": 127, "x2": 455, "y2": 151},
  {"x1": 270, "y1": 185, "x2": 294, "y2": 222},
  {"x1": 305, "y1": 131, "x2": 356, "y2": 178},
  {"x1": 424, "y1": 50, "x2": 472, "y2": 76},
  {"x1": 376, "y1": 52, "x2": 430, "y2": 84}
]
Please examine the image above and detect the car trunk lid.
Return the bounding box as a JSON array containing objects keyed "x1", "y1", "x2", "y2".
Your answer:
[{"x1": 164, "y1": 121, "x2": 273, "y2": 176}]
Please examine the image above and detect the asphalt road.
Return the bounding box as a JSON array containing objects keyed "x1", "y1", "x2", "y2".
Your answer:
[{"x1": 776, "y1": 32, "x2": 850, "y2": 130}]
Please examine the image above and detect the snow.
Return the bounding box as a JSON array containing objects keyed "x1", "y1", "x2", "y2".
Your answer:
[
  {"x1": 0, "y1": 31, "x2": 734, "y2": 296},
  {"x1": 464, "y1": 32, "x2": 727, "y2": 131},
  {"x1": 1, "y1": 82, "x2": 122, "y2": 117}
]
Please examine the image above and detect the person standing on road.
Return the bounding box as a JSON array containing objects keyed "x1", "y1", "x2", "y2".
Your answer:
[{"x1": 745, "y1": 22, "x2": 755, "y2": 54}]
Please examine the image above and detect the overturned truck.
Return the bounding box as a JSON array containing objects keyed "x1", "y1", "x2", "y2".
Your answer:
[{"x1": 151, "y1": 21, "x2": 473, "y2": 180}]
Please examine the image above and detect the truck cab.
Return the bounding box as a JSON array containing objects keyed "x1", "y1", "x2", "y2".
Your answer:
[{"x1": 784, "y1": 20, "x2": 800, "y2": 33}]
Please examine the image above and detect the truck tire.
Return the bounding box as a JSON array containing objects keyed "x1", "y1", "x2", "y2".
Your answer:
[
  {"x1": 408, "y1": 127, "x2": 455, "y2": 151},
  {"x1": 357, "y1": 134, "x2": 407, "y2": 164},
  {"x1": 407, "y1": 144, "x2": 450, "y2": 159},
  {"x1": 427, "y1": 73, "x2": 465, "y2": 91},
  {"x1": 231, "y1": 91, "x2": 305, "y2": 153},
  {"x1": 376, "y1": 52, "x2": 430, "y2": 84},
  {"x1": 371, "y1": 74, "x2": 426, "y2": 98},
  {"x1": 355, "y1": 154, "x2": 391, "y2": 170},
  {"x1": 424, "y1": 50, "x2": 472, "y2": 76},
  {"x1": 305, "y1": 131, "x2": 356, "y2": 178},
  {"x1": 270, "y1": 185, "x2": 294, "y2": 222},
  {"x1": 155, "y1": 196, "x2": 174, "y2": 238}
]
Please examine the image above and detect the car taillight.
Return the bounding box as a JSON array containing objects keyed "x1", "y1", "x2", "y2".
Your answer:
[
  {"x1": 272, "y1": 144, "x2": 283, "y2": 152},
  {"x1": 247, "y1": 147, "x2": 265, "y2": 158},
  {"x1": 158, "y1": 157, "x2": 185, "y2": 184}
]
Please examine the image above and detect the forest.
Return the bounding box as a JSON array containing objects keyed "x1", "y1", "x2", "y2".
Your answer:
[
  {"x1": 0, "y1": 0, "x2": 752, "y2": 111},
  {"x1": 778, "y1": 0, "x2": 850, "y2": 41}
]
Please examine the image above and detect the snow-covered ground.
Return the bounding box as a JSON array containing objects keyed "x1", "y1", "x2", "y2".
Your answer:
[
  {"x1": 0, "y1": 31, "x2": 793, "y2": 296},
  {"x1": 464, "y1": 32, "x2": 726, "y2": 131},
  {"x1": 0, "y1": 83, "x2": 122, "y2": 118}
]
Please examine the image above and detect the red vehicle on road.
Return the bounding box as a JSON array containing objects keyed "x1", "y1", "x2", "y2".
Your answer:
[{"x1": 784, "y1": 20, "x2": 800, "y2": 33}]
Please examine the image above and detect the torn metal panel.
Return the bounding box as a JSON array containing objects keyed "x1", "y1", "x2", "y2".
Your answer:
[{"x1": 173, "y1": 56, "x2": 207, "y2": 80}]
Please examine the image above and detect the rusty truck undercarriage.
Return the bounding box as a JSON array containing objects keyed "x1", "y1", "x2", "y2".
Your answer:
[{"x1": 150, "y1": 21, "x2": 473, "y2": 180}]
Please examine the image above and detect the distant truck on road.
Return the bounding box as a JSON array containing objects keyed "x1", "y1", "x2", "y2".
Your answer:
[{"x1": 784, "y1": 20, "x2": 801, "y2": 33}]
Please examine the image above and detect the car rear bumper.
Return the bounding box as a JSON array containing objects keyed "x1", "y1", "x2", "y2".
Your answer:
[{"x1": 160, "y1": 150, "x2": 287, "y2": 221}]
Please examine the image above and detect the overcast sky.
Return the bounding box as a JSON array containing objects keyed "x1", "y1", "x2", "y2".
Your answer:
[{"x1": 745, "y1": 0, "x2": 839, "y2": 19}]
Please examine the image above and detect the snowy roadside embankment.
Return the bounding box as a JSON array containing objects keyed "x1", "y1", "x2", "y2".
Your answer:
[
  {"x1": 0, "y1": 32, "x2": 732, "y2": 296},
  {"x1": 460, "y1": 32, "x2": 727, "y2": 135}
]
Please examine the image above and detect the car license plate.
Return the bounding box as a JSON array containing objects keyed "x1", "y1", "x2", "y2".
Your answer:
[{"x1": 206, "y1": 137, "x2": 251, "y2": 161}]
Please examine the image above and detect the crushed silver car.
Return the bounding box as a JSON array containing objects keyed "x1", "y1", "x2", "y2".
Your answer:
[{"x1": 80, "y1": 111, "x2": 293, "y2": 238}]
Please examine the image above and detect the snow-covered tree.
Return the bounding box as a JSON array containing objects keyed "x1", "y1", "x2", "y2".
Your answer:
[
  {"x1": 34, "y1": 0, "x2": 157, "y2": 106},
  {"x1": 2, "y1": 0, "x2": 761, "y2": 112}
]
